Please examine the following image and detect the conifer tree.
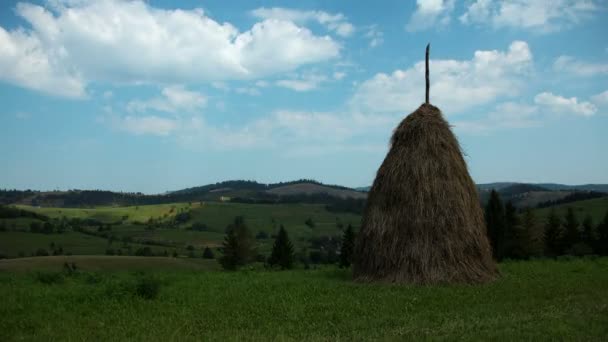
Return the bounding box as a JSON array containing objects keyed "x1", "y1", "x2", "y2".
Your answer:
[
  {"x1": 544, "y1": 209, "x2": 562, "y2": 257},
  {"x1": 517, "y1": 208, "x2": 536, "y2": 259},
  {"x1": 219, "y1": 216, "x2": 254, "y2": 270},
  {"x1": 562, "y1": 207, "x2": 580, "y2": 253},
  {"x1": 503, "y1": 201, "x2": 519, "y2": 259},
  {"x1": 581, "y1": 215, "x2": 596, "y2": 247},
  {"x1": 268, "y1": 225, "x2": 294, "y2": 269},
  {"x1": 202, "y1": 246, "x2": 215, "y2": 259},
  {"x1": 485, "y1": 189, "x2": 506, "y2": 260},
  {"x1": 596, "y1": 210, "x2": 608, "y2": 256},
  {"x1": 339, "y1": 224, "x2": 355, "y2": 268}
]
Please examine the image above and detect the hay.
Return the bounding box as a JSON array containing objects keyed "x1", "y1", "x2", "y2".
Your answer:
[{"x1": 353, "y1": 103, "x2": 497, "y2": 284}]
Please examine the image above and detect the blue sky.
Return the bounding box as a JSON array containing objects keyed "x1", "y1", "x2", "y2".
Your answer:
[{"x1": 0, "y1": 0, "x2": 607, "y2": 193}]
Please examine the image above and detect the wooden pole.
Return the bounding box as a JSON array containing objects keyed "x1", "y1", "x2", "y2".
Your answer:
[{"x1": 425, "y1": 43, "x2": 430, "y2": 104}]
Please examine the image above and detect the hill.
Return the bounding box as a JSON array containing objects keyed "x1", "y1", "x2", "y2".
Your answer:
[
  {"x1": 267, "y1": 183, "x2": 366, "y2": 199},
  {"x1": 1, "y1": 180, "x2": 366, "y2": 208}
]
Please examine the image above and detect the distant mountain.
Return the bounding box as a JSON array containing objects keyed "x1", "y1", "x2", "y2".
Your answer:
[
  {"x1": 267, "y1": 183, "x2": 366, "y2": 199},
  {"x1": 477, "y1": 182, "x2": 608, "y2": 193},
  {"x1": 1, "y1": 180, "x2": 367, "y2": 207},
  {"x1": 536, "y1": 183, "x2": 608, "y2": 193}
]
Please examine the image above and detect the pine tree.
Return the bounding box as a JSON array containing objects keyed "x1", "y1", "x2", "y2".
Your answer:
[
  {"x1": 562, "y1": 207, "x2": 580, "y2": 254},
  {"x1": 581, "y1": 215, "x2": 596, "y2": 247},
  {"x1": 202, "y1": 246, "x2": 215, "y2": 259},
  {"x1": 339, "y1": 224, "x2": 355, "y2": 268},
  {"x1": 516, "y1": 208, "x2": 536, "y2": 259},
  {"x1": 503, "y1": 201, "x2": 519, "y2": 259},
  {"x1": 219, "y1": 216, "x2": 254, "y2": 270},
  {"x1": 485, "y1": 189, "x2": 506, "y2": 260},
  {"x1": 268, "y1": 225, "x2": 294, "y2": 269},
  {"x1": 544, "y1": 209, "x2": 562, "y2": 257},
  {"x1": 596, "y1": 210, "x2": 608, "y2": 256}
]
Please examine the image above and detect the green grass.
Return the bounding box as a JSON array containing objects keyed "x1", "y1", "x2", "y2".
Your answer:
[
  {"x1": 0, "y1": 231, "x2": 187, "y2": 257},
  {"x1": 0, "y1": 258, "x2": 606, "y2": 340},
  {"x1": 4, "y1": 202, "x2": 361, "y2": 257},
  {"x1": 0, "y1": 255, "x2": 219, "y2": 272},
  {"x1": 15, "y1": 203, "x2": 197, "y2": 224},
  {"x1": 535, "y1": 197, "x2": 608, "y2": 225}
]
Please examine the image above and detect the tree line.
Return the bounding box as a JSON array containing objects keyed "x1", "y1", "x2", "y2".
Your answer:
[
  {"x1": 218, "y1": 216, "x2": 356, "y2": 270},
  {"x1": 485, "y1": 190, "x2": 608, "y2": 261}
]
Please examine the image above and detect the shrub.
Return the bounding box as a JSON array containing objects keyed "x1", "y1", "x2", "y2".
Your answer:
[
  {"x1": 135, "y1": 275, "x2": 161, "y2": 300},
  {"x1": 35, "y1": 272, "x2": 64, "y2": 285},
  {"x1": 255, "y1": 231, "x2": 269, "y2": 240},
  {"x1": 35, "y1": 248, "x2": 49, "y2": 256},
  {"x1": 134, "y1": 247, "x2": 153, "y2": 256},
  {"x1": 202, "y1": 247, "x2": 215, "y2": 259}
]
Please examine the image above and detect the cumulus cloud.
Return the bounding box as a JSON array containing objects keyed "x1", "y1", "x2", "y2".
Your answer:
[
  {"x1": 0, "y1": 25, "x2": 86, "y2": 98},
  {"x1": 127, "y1": 86, "x2": 207, "y2": 114},
  {"x1": 349, "y1": 41, "x2": 533, "y2": 115},
  {"x1": 460, "y1": 0, "x2": 599, "y2": 32},
  {"x1": 406, "y1": 0, "x2": 455, "y2": 32},
  {"x1": 0, "y1": 1, "x2": 340, "y2": 97},
  {"x1": 251, "y1": 7, "x2": 355, "y2": 37},
  {"x1": 554, "y1": 56, "x2": 608, "y2": 77},
  {"x1": 534, "y1": 92, "x2": 597, "y2": 116}
]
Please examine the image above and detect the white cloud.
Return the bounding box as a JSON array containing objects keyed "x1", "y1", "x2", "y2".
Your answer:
[
  {"x1": 453, "y1": 102, "x2": 541, "y2": 133},
  {"x1": 0, "y1": 25, "x2": 85, "y2": 98},
  {"x1": 460, "y1": 0, "x2": 599, "y2": 32},
  {"x1": 235, "y1": 87, "x2": 261, "y2": 96},
  {"x1": 534, "y1": 92, "x2": 597, "y2": 116},
  {"x1": 251, "y1": 7, "x2": 355, "y2": 37},
  {"x1": 350, "y1": 41, "x2": 533, "y2": 115},
  {"x1": 276, "y1": 74, "x2": 328, "y2": 92},
  {"x1": 591, "y1": 90, "x2": 608, "y2": 105},
  {"x1": 364, "y1": 25, "x2": 384, "y2": 48},
  {"x1": 102, "y1": 90, "x2": 113, "y2": 99},
  {"x1": 554, "y1": 56, "x2": 608, "y2": 77},
  {"x1": 406, "y1": 0, "x2": 455, "y2": 32},
  {"x1": 0, "y1": 1, "x2": 340, "y2": 97},
  {"x1": 118, "y1": 115, "x2": 178, "y2": 136},
  {"x1": 127, "y1": 86, "x2": 207, "y2": 114},
  {"x1": 333, "y1": 72, "x2": 346, "y2": 80}
]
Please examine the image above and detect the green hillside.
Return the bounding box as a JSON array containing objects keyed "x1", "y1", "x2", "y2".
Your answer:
[
  {"x1": 1, "y1": 202, "x2": 361, "y2": 258},
  {"x1": 535, "y1": 197, "x2": 608, "y2": 225}
]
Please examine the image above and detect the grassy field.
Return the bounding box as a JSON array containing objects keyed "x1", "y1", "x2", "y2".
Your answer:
[
  {"x1": 0, "y1": 258, "x2": 606, "y2": 340},
  {"x1": 535, "y1": 197, "x2": 608, "y2": 225},
  {"x1": 2, "y1": 198, "x2": 606, "y2": 259},
  {"x1": 1, "y1": 202, "x2": 361, "y2": 258},
  {"x1": 0, "y1": 231, "x2": 191, "y2": 258},
  {"x1": 0, "y1": 255, "x2": 219, "y2": 272},
  {"x1": 14, "y1": 202, "x2": 198, "y2": 224}
]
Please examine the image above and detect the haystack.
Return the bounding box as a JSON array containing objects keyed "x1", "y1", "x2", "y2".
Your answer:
[{"x1": 353, "y1": 45, "x2": 497, "y2": 284}]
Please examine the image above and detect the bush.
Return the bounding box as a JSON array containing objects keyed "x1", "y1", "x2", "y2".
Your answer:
[
  {"x1": 135, "y1": 275, "x2": 161, "y2": 300},
  {"x1": 568, "y1": 242, "x2": 594, "y2": 257},
  {"x1": 35, "y1": 272, "x2": 64, "y2": 285},
  {"x1": 35, "y1": 248, "x2": 49, "y2": 256},
  {"x1": 202, "y1": 247, "x2": 215, "y2": 259},
  {"x1": 134, "y1": 247, "x2": 153, "y2": 256},
  {"x1": 190, "y1": 222, "x2": 209, "y2": 231},
  {"x1": 255, "y1": 231, "x2": 269, "y2": 239}
]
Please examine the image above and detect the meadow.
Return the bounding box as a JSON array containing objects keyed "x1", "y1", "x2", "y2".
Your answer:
[
  {"x1": 1, "y1": 202, "x2": 361, "y2": 258},
  {"x1": 0, "y1": 258, "x2": 606, "y2": 340}
]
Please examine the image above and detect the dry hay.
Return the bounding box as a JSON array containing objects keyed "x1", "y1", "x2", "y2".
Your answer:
[{"x1": 353, "y1": 103, "x2": 497, "y2": 284}]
